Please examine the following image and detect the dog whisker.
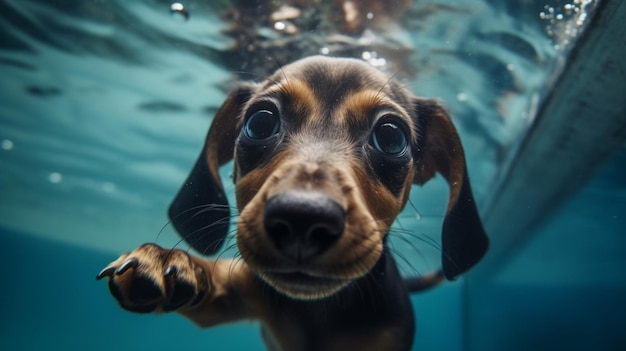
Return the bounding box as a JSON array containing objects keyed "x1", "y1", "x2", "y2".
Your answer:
[
  {"x1": 374, "y1": 70, "x2": 400, "y2": 102},
  {"x1": 157, "y1": 203, "x2": 239, "y2": 242},
  {"x1": 389, "y1": 227, "x2": 442, "y2": 252},
  {"x1": 388, "y1": 246, "x2": 423, "y2": 279},
  {"x1": 100, "y1": 56, "x2": 488, "y2": 350},
  {"x1": 166, "y1": 215, "x2": 240, "y2": 255},
  {"x1": 228, "y1": 70, "x2": 262, "y2": 80},
  {"x1": 212, "y1": 236, "x2": 240, "y2": 260},
  {"x1": 405, "y1": 197, "x2": 423, "y2": 220},
  {"x1": 268, "y1": 54, "x2": 289, "y2": 86}
]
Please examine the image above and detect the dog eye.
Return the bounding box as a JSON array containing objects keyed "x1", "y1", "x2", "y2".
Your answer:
[
  {"x1": 244, "y1": 109, "x2": 280, "y2": 140},
  {"x1": 371, "y1": 122, "x2": 408, "y2": 155}
]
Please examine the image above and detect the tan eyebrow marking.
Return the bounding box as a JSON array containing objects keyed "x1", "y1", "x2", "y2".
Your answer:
[
  {"x1": 338, "y1": 90, "x2": 414, "y2": 138},
  {"x1": 261, "y1": 79, "x2": 321, "y2": 126},
  {"x1": 341, "y1": 90, "x2": 385, "y2": 120}
]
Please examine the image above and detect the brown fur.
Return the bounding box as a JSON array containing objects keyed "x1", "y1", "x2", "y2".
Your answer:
[{"x1": 98, "y1": 56, "x2": 488, "y2": 351}]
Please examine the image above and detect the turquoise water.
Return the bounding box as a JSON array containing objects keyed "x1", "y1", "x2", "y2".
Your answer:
[
  {"x1": 468, "y1": 148, "x2": 626, "y2": 350},
  {"x1": 1, "y1": 0, "x2": 624, "y2": 350}
]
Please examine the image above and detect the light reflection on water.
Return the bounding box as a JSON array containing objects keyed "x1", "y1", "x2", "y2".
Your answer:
[
  {"x1": 0, "y1": 1, "x2": 608, "y2": 351},
  {"x1": 0, "y1": 0, "x2": 598, "y2": 257}
]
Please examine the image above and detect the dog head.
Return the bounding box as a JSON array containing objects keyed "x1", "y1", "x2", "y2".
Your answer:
[{"x1": 169, "y1": 56, "x2": 488, "y2": 299}]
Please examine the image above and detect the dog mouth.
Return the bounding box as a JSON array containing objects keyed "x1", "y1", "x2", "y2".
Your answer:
[{"x1": 258, "y1": 270, "x2": 351, "y2": 300}]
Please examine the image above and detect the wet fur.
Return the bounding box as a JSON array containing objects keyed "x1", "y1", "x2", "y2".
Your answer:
[{"x1": 98, "y1": 56, "x2": 488, "y2": 351}]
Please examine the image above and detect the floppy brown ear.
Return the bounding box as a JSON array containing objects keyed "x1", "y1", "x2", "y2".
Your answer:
[
  {"x1": 413, "y1": 98, "x2": 489, "y2": 279},
  {"x1": 168, "y1": 84, "x2": 256, "y2": 255}
]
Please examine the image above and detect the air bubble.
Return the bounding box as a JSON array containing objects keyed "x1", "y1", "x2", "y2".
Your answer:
[
  {"x1": 274, "y1": 21, "x2": 286, "y2": 31},
  {"x1": 102, "y1": 182, "x2": 116, "y2": 193},
  {"x1": 1, "y1": 139, "x2": 14, "y2": 150},
  {"x1": 170, "y1": 3, "x2": 189, "y2": 21},
  {"x1": 48, "y1": 172, "x2": 63, "y2": 184}
]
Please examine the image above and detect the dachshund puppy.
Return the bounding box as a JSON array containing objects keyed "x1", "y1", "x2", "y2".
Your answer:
[{"x1": 98, "y1": 56, "x2": 488, "y2": 351}]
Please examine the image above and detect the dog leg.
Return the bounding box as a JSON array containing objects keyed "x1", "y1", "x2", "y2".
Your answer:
[{"x1": 97, "y1": 243, "x2": 259, "y2": 327}]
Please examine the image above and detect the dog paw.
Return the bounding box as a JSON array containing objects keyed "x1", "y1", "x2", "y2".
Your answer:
[{"x1": 97, "y1": 243, "x2": 209, "y2": 313}]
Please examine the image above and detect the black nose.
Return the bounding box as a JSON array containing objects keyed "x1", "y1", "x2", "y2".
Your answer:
[{"x1": 264, "y1": 191, "x2": 345, "y2": 262}]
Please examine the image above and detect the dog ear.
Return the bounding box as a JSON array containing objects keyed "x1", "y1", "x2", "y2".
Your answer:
[
  {"x1": 168, "y1": 84, "x2": 257, "y2": 255},
  {"x1": 412, "y1": 98, "x2": 489, "y2": 280}
]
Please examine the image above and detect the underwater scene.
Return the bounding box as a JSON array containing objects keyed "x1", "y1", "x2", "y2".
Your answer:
[{"x1": 1, "y1": 0, "x2": 624, "y2": 350}]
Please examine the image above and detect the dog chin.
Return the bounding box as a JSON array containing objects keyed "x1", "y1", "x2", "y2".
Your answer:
[{"x1": 258, "y1": 271, "x2": 351, "y2": 300}]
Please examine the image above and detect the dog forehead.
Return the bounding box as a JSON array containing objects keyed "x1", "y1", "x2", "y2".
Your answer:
[
  {"x1": 275, "y1": 56, "x2": 392, "y2": 95},
  {"x1": 256, "y1": 57, "x2": 414, "y2": 130}
]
